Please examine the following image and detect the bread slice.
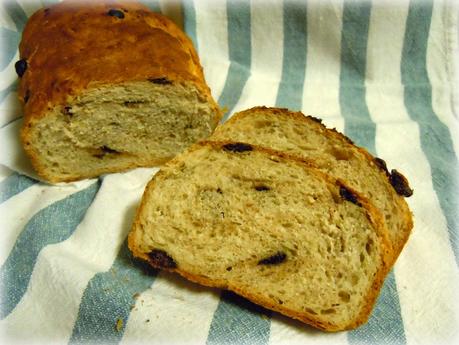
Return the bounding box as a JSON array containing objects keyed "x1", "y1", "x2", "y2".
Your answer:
[
  {"x1": 17, "y1": 1, "x2": 221, "y2": 183},
  {"x1": 128, "y1": 141, "x2": 392, "y2": 331},
  {"x1": 211, "y1": 107, "x2": 413, "y2": 263}
]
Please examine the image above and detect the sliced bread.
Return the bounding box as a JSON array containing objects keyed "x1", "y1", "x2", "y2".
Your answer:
[
  {"x1": 211, "y1": 107, "x2": 413, "y2": 262},
  {"x1": 18, "y1": 1, "x2": 221, "y2": 183},
  {"x1": 128, "y1": 141, "x2": 392, "y2": 331}
]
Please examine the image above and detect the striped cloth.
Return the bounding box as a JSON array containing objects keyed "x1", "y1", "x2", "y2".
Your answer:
[{"x1": 1, "y1": 0, "x2": 458, "y2": 344}]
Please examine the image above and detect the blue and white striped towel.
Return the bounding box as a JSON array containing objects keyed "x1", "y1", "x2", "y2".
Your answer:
[{"x1": 0, "y1": 0, "x2": 458, "y2": 344}]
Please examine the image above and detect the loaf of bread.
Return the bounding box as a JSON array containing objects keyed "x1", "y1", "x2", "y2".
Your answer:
[
  {"x1": 211, "y1": 107, "x2": 413, "y2": 263},
  {"x1": 17, "y1": 0, "x2": 221, "y2": 183},
  {"x1": 128, "y1": 141, "x2": 392, "y2": 331}
]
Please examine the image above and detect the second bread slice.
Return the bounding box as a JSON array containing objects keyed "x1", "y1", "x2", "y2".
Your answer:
[
  {"x1": 128, "y1": 141, "x2": 391, "y2": 331},
  {"x1": 212, "y1": 107, "x2": 413, "y2": 263}
]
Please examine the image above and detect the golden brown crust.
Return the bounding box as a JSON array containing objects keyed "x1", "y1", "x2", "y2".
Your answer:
[
  {"x1": 128, "y1": 140, "x2": 393, "y2": 332},
  {"x1": 216, "y1": 106, "x2": 414, "y2": 264},
  {"x1": 18, "y1": 1, "x2": 222, "y2": 182},
  {"x1": 18, "y1": 1, "x2": 218, "y2": 124}
]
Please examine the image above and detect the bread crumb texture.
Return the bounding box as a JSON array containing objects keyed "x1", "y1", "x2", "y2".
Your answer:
[
  {"x1": 212, "y1": 107, "x2": 413, "y2": 264},
  {"x1": 129, "y1": 142, "x2": 391, "y2": 331}
]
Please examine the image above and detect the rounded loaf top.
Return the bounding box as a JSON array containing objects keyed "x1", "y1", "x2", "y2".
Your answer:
[{"x1": 18, "y1": 0, "x2": 206, "y2": 124}]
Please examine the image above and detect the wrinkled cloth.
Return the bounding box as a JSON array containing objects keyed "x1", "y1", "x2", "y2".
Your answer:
[{"x1": 0, "y1": 0, "x2": 458, "y2": 344}]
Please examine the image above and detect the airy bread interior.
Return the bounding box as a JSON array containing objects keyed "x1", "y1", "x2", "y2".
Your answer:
[
  {"x1": 129, "y1": 142, "x2": 390, "y2": 331},
  {"x1": 211, "y1": 107, "x2": 412, "y2": 260},
  {"x1": 24, "y1": 80, "x2": 218, "y2": 182}
]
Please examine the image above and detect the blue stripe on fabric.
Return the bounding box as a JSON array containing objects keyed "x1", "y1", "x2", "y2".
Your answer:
[
  {"x1": 339, "y1": 1, "x2": 376, "y2": 154},
  {"x1": 401, "y1": 0, "x2": 459, "y2": 265},
  {"x1": 219, "y1": 0, "x2": 251, "y2": 122},
  {"x1": 0, "y1": 27, "x2": 20, "y2": 71},
  {"x1": 206, "y1": 291, "x2": 271, "y2": 345},
  {"x1": 339, "y1": 2, "x2": 406, "y2": 344},
  {"x1": 0, "y1": 181, "x2": 100, "y2": 319},
  {"x1": 3, "y1": 0, "x2": 28, "y2": 32},
  {"x1": 275, "y1": 1, "x2": 307, "y2": 110},
  {"x1": 0, "y1": 81, "x2": 18, "y2": 105},
  {"x1": 0, "y1": 172, "x2": 37, "y2": 204},
  {"x1": 69, "y1": 241, "x2": 158, "y2": 344},
  {"x1": 183, "y1": 0, "x2": 198, "y2": 51}
]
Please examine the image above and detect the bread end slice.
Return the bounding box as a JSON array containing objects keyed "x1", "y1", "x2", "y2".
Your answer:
[
  {"x1": 128, "y1": 141, "x2": 392, "y2": 331},
  {"x1": 21, "y1": 80, "x2": 220, "y2": 183},
  {"x1": 17, "y1": 1, "x2": 221, "y2": 183}
]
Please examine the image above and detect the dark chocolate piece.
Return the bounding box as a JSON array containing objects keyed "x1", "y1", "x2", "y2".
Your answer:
[
  {"x1": 149, "y1": 77, "x2": 172, "y2": 85},
  {"x1": 15, "y1": 59, "x2": 27, "y2": 77},
  {"x1": 64, "y1": 106, "x2": 73, "y2": 116},
  {"x1": 148, "y1": 249, "x2": 177, "y2": 269},
  {"x1": 308, "y1": 116, "x2": 322, "y2": 124},
  {"x1": 108, "y1": 9, "x2": 125, "y2": 19},
  {"x1": 339, "y1": 186, "x2": 362, "y2": 206},
  {"x1": 254, "y1": 185, "x2": 270, "y2": 192},
  {"x1": 123, "y1": 100, "x2": 145, "y2": 108},
  {"x1": 374, "y1": 157, "x2": 390, "y2": 176},
  {"x1": 100, "y1": 145, "x2": 120, "y2": 154},
  {"x1": 93, "y1": 146, "x2": 120, "y2": 158},
  {"x1": 222, "y1": 143, "x2": 253, "y2": 153},
  {"x1": 258, "y1": 251, "x2": 287, "y2": 265},
  {"x1": 389, "y1": 169, "x2": 413, "y2": 197}
]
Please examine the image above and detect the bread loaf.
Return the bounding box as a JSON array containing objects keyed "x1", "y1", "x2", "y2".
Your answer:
[
  {"x1": 128, "y1": 141, "x2": 392, "y2": 331},
  {"x1": 17, "y1": 0, "x2": 221, "y2": 183},
  {"x1": 211, "y1": 107, "x2": 413, "y2": 263}
]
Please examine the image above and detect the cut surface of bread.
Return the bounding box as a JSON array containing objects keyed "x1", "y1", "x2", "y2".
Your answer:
[
  {"x1": 128, "y1": 141, "x2": 392, "y2": 331},
  {"x1": 18, "y1": 1, "x2": 221, "y2": 183},
  {"x1": 211, "y1": 107, "x2": 413, "y2": 262}
]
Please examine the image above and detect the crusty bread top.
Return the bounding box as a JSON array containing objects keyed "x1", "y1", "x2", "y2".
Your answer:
[{"x1": 17, "y1": 0, "x2": 214, "y2": 127}]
